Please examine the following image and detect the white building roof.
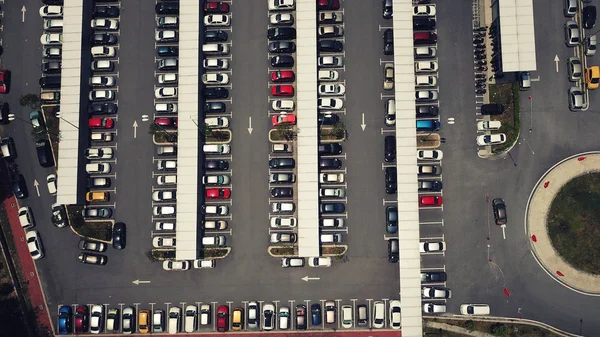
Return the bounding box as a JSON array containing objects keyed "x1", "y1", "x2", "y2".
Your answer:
[{"x1": 498, "y1": 0, "x2": 537, "y2": 72}]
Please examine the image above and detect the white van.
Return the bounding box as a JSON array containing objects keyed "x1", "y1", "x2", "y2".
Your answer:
[
  {"x1": 271, "y1": 202, "x2": 295, "y2": 213},
  {"x1": 44, "y1": 19, "x2": 63, "y2": 31},
  {"x1": 202, "y1": 236, "x2": 226, "y2": 247},
  {"x1": 460, "y1": 304, "x2": 490, "y2": 316},
  {"x1": 157, "y1": 175, "x2": 177, "y2": 185},
  {"x1": 157, "y1": 146, "x2": 177, "y2": 156},
  {"x1": 373, "y1": 301, "x2": 385, "y2": 328},
  {"x1": 203, "y1": 43, "x2": 230, "y2": 55},
  {"x1": 18, "y1": 207, "x2": 34, "y2": 229},
  {"x1": 155, "y1": 222, "x2": 175, "y2": 231},
  {"x1": 272, "y1": 143, "x2": 292, "y2": 153},
  {"x1": 321, "y1": 218, "x2": 344, "y2": 227},
  {"x1": 341, "y1": 305, "x2": 352, "y2": 329},
  {"x1": 91, "y1": 46, "x2": 115, "y2": 58},
  {"x1": 91, "y1": 132, "x2": 113, "y2": 142},
  {"x1": 318, "y1": 70, "x2": 339, "y2": 81},
  {"x1": 203, "y1": 144, "x2": 230, "y2": 154},
  {"x1": 168, "y1": 307, "x2": 181, "y2": 334},
  {"x1": 325, "y1": 301, "x2": 335, "y2": 324},
  {"x1": 199, "y1": 305, "x2": 211, "y2": 326},
  {"x1": 86, "y1": 163, "x2": 111, "y2": 174},
  {"x1": 184, "y1": 305, "x2": 197, "y2": 333},
  {"x1": 203, "y1": 220, "x2": 228, "y2": 230},
  {"x1": 320, "y1": 233, "x2": 343, "y2": 243},
  {"x1": 476, "y1": 120, "x2": 501, "y2": 131}
]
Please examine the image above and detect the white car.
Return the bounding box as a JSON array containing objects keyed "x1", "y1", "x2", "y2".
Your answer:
[
  {"x1": 281, "y1": 257, "x2": 304, "y2": 267},
  {"x1": 193, "y1": 259, "x2": 215, "y2": 269},
  {"x1": 416, "y1": 90, "x2": 438, "y2": 102},
  {"x1": 389, "y1": 300, "x2": 401, "y2": 329},
  {"x1": 184, "y1": 305, "x2": 197, "y2": 333},
  {"x1": 318, "y1": 70, "x2": 339, "y2": 81},
  {"x1": 318, "y1": 98, "x2": 344, "y2": 110},
  {"x1": 18, "y1": 207, "x2": 34, "y2": 229},
  {"x1": 158, "y1": 73, "x2": 178, "y2": 84},
  {"x1": 26, "y1": 231, "x2": 44, "y2": 259},
  {"x1": 415, "y1": 75, "x2": 437, "y2": 87},
  {"x1": 319, "y1": 188, "x2": 345, "y2": 198},
  {"x1": 318, "y1": 56, "x2": 343, "y2": 68},
  {"x1": 423, "y1": 303, "x2": 446, "y2": 314},
  {"x1": 91, "y1": 19, "x2": 119, "y2": 30},
  {"x1": 413, "y1": 5, "x2": 436, "y2": 16},
  {"x1": 204, "y1": 14, "x2": 230, "y2": 26},
  {"x1": 152, "y1": 190, "x2": 176, "y2": 201},
  {"x1": 157, "y1": 160, "x2": 176, "y2": 170},
  {"x1": 106, "y1": 308, "x2": 118, "y2": 332},
  {"x1": 419, "y1": 241, "x2": 446, "y2": 253},
  {"x1": 415, "y1": 61, "x2": 439, "y2": 72},
  {"x1": 202, "y1": 73, "x2": 230, "y2": 85},
  {"x1": 40, "y1": 33, "x2": 62, "y2": 45},
  {"x1": 155, "y1": 87, "x2": 177, "y2": 99},
  {"x1": 319, "y1": 173, "x2": 345, "y2": 183},
  {"x1": 153, "y1": 236, "x2": 176, "y2": 248},
  {"x1": 46, "y1": 174, "x2": 57, "y2": 195},
  {"x1": 477, "y1": 134, "x2": 506, "y2": 146},
  {"x1": 270, "y1": 233, "x2": 296, "y2": 244},
  {"x1": 153, "y1": 206, "x2": 175, "y2": 216},
  {"x1": 202, "y1": 205, "x2": 229, "y2": 216},
  {"x1": 39, "y1": 5, "x2": 63, "y2": 18},
  {"x1": 91, "y1": 46, "x2": 116, "y2": 58},
  {"x1": 270, "y1": 13, "x2": 294, "y2": 25},
  {"x1": 417, "y1": 150, "x2": 443, "y2": 160},
  {"x1": 85, "y1": 147, "x2": 114, "y2": 159},
  {"x1": 163, "y1": 260, "x2": 190, "y2": 271},
  {"x1": 205, "y1": 117, "x2": 229, "y2": 129},
  {"x1": 372, "y1": 301, "x2": 385, "y2": 329},
  {"x1": 91, "y1": 60, "x2": 114, "y2": 71},
  {"x1": 202, "y1": 175, "x2": 231, "y2": 185},
  {"x1": 89, "y1": 76, "x2": 116, "y2": 87},
  {"x1": 272, "y1": 99, "x2": 295, "y2": 111},
  {"x1": 90, "y1": 305, "x2": 104, "y2": 334},
  {"x1": 423, "y1": 287, "x2": 452, "y2": 298},
  {"x1": 203, "y1": 58, "x2": 229, "y2": 70},
  {"x1": 271, "y1": 202, "x2": 295, "y2": 213},
  {"x1": 476, "y1": 121, "x2": 501, "y2": 131},
  {"x1": 460, "y1": 304, "x2": 490, "y2": 316},
  {"x1": 318, "y1": 84, "x2": 346, "y2": 96},
  {"x1": 247, "y1": 302, "x2": 259, "y2": 329},
  {"x1": 268, "y1": 0, "x2": 295, "y2": 11},
  {"x1": 318, "y1": 26, "x2": 344, "y2": 37},
  {"x1": 155, "y1": 30, "x2": 177, "y2": 42},
  {"x1": 270, "y1": 217, "x2": 297, "y2": 228},
  {"x1": 308, "y1": 257, "x2": 332, "y2": 267},
  {"x1": 89, "y1": 90, "x2": 115, "y2": 101},
  {"x1": 319, "y1": 12, "x2": 343, "y2": 23}
]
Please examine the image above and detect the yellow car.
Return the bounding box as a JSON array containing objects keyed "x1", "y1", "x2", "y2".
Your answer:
[
  {"x1": 138, "y1": 310, "x2": 150, "y2": 334},
  {"x1": 586, "y1": 66, "x2": 600, "y2": 89}
]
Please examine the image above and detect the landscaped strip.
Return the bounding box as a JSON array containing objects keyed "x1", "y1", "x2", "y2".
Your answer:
[{"x1": 488, "y1": 82, "x2": 520, "y2": 154}]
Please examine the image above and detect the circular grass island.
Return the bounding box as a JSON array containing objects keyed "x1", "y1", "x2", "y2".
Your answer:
[{"x1": 547, "y1": 172, "x2": 600, "y2": 275}]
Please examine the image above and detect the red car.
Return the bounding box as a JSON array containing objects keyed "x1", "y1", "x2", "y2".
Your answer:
[
  {"x1": 317, "y1": 0, "x2": 340, "y2": 10},
  {"x1": 271, "y1": 113, "x2": 297, "y2": 126},
  {"x1": 216, "y1": 305, "x2": 229, "y2": 332},
  {"x1": 271, "y1": 85, "x2": 294, "y2": 97},
  {"x1": 419, "y1": 196, "x2": 443, "y2": 207},
  {"x1": 204, "y1": 1, "x2": 229, "y2": 13},
  {"x1": 74, "y1": 305, "x2": 89, "y2": 334},
  {"x1": 89, "y1": 117, "x2": 114, "y2": 129},
  {"x1": 271, "y1": 70, "x2": 295, "y2": 83},
  {"x1": 0, "y1": 69, "x2": 8, "y2": 93},
  {"x1": 155, "y1": 117, "x2": 178, "y2": 127},
  {"x1": 206, "y1": 188, "x2": 231, "y2": 199}
]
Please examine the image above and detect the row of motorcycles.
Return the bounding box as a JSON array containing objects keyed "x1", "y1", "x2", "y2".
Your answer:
[{"x1": 473, "y1": 26, "x2": 499, "y2": 95}]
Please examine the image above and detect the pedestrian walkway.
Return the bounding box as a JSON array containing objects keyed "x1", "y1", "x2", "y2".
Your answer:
[
  {"x1": 3, "y1": 197, "x2": 54, "y2": 336},
  {"x1": 526, "y1": 152, "x2": 600, "y2": 294}
]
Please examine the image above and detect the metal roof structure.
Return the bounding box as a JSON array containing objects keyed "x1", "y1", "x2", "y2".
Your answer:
[
  {"x1": 498, "y1": 0, "x2": 537, "y2": 71},
  {"x1": 175, "y1": 0, "x2": 200, "y2": 260},
  {"x1": 56, "y1": 0, "x2": 83, "y2": 205},
  {"x1": 295, "y1": 0, "x2": 320, "y2": 257},
  {"x1": 393, "y1": 0, "x2": 423, "y2": 335}
]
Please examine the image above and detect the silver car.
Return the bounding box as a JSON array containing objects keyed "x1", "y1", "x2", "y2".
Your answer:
[
  {"x1": 567, "y1": 57, "x2": 582, "y2": 81},
  {"x1": 564, "y1": 20, "x2": 580, "y2": 47},
  {"x1": 568, "y1": 86, "x2": 584, "y2": 111}
]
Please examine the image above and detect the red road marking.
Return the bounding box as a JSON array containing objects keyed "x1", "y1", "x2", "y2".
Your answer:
[
  {"x1": 531, "y1": 235, "x2": 537, "y2": 242},
  {"x1": 578, "y1": 156, "x2": 587, "y2": 161},
  {"x1": 503, "y1": 288, "x2": 510, "y2": 296},
  {"x1": 543, "y1": 181, "x2": 550, "y2": 188},
  {"x1": 557, "y1": 271, "x2": 565, "y2": 277}
]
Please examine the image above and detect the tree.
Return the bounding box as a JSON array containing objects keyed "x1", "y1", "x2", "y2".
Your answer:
[
  {"x1": 491, "y1": 323, "x2": 510, "y2": 337},
  {"x1": 198, "y1": 122, "x2": 212, "y2": 140},
  {"x1": 19, "y1": 94, "x2": 40, "y2": 109},
  {"x1": 148, "y1": 123, "x2": 160, "y2": 135},
  {"x1": 276, "y1": 123, "x2": 296, "y2": 141},
  {"x1": 332, "y1": 121, "x2": 346, "y2": 138}
]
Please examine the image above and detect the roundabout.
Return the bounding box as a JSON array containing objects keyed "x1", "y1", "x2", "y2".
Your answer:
[{"x1": 526, "y1": 152, "x2": 600, "y2": 295}]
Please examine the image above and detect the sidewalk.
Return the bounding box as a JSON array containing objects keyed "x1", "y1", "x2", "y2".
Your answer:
[
  {"x1": 526, "y1": 152, "x2": 600, "y2": 294},
  {"x1": 3, "y1": 197, "x2": 54, "y2": 336}
]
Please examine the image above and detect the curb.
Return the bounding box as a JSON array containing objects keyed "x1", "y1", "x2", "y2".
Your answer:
[
  {"x1": 430, "y1": 315, "x2": 580, "y2": 337},
  {"x1": 206, "y1": 130, "x2": 232, "y2": 144},
  {"x1": 152, "y1": 134, "x2": 177, "y2": 146},
  {"x1": 69, "y1": 218, "x2": 114, "y2": 244},
  {"x1": 204, "y1": 247, "x2": 231, "y2": 260}
]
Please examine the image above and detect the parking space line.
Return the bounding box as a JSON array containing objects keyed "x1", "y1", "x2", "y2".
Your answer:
[
  {"x1": 151, "y1": 216, "x2": 176, "y2": 222},
  {"x1": 382, "y1": 199, "x2": 396, "y2": 205},
  {"x1": 205, "y1": 215, "x2": 233, "y2": 220},
  {"x1": 381, "y1": 128, "x2": 395, "y2": 134},
  {"x1": 205, "y1": 200, "x2": 233, "y2": 205},
  {"x1": 420, "y1": 221, "x2": 444, "y2": 226},
  {"x1": 320, "y1": 227, "x2": 348, "y2": 233}
]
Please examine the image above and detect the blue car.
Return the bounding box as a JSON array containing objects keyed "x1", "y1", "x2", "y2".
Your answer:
[{"x1": 58, "y1": 305, "x2": 72, "y2": 334}]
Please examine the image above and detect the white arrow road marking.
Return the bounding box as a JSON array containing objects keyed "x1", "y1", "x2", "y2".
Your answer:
[
  {"x1": 554, "y1": 55, "x2": 559, "y2": 72},
  {"x1": 33, "y1": 179, "x2": 40, "y2": 197},
  {"x1": 361, "y1": 113, "x2": 366, "y2": 131},
  {"x1": 501, "y1": 224, "x2": 507, "y2": 240},
  {"x1": 248, "y1": 116, "x2": 253, "y2": 134},
  {"x1": 301, "y1": 276, "x2": 320, "y2": 282},
  {"x1": 133, "y1": 120, "x2": 138, "y2": 138},
  {"x1": 21, "y1": 6, "x2": 26, "y2": 23},
  {"x1": 132, "y1": 279, "x2": 151, "y2": 285}
]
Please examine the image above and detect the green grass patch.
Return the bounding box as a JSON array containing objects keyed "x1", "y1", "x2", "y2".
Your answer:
[
  {"x1": 430, "y1": 319, "x2": 564, "y2": 337},
  {"x1": 489, "y1": 82, "x2": 520, "y2": 154},
  {"x1": 68, "y1": 206, "x2": 113, "y2": 242},
  {"x1": 547, "y1": 173, "x2": 600, "y2": 275}
]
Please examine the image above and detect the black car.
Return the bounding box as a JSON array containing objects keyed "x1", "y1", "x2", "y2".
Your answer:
[
  {"x1": 41, "y1": 61, "x2": 61, "y2": 75},
  {"x1": 90, "y1": 33, "x2": 118, "y2": 46},
  {"x1": 310, "y1": 304, "x2": 321, "y2": 326},
  {"x1": 318, "y1": 40, "x2": 343, "y2": 52},
  {"x1": 383, "y1": 29, "x2": 393, "y2": 55},
  {"x1": 112, "y1": 222, "x2": 126, "y2": 250},
  {"x1": 269, "y1": 158, "x2": 295, "y2": 169},
  {"x1": 157, "y1": 58, "x2": 177, "y2": 71},
  {"x1": 42, "y1": 47, "x2": 61, "y2": 59},
  {"x1": 11, "y1": 174, "x2": 27, "y2": 199},
  {"x1": 318, "y1": 143, "x2": 342, "y2": 155},
  {"x1": 384, "y1": 135, "x2": 396, "y2": 162},
  {"x1": 385, "y1": 167, "x2": 397, "y2": 194},
  {"x1": 319, "y1": 158, "x2": 342, "y2": 169},
  {"x1": 421, "y1": 271, "x2": 447, "y2": 283},
  {"x1": 51, "y1": 204, "x2": 67, "y2": 228},
  {"x1": 157, "y1": 46, "x2": 178, "y2": 57},
  {"x1": 205, "y1": 30, "x2": 228, "y2": 42},
  {"x1": 36, "y1": 140, "x2": 54, "y2": 168},
  {"x1": 155, "y1": 2, "x2": 179, "y2": 14},
  {"x1": 418, "y1": 180, "x2": 442, "y2": 192},
  {"x1": 268, "y1": 41, "x2": 296, "y2": 53},
  {"x1": 416, "y1": 105, "x2": 439, "y2": 118},
  {"x1": 268, "y1": 27, "x2": 296, "y2": 40},
  {"x1": 205, "y1": 160, "x2": 229, "y2": 171},
  {"x1": 42, "y1": 0, "x2": 63, "y2": 4},
  {"x1": 271, "y1": 55, "x2": 294, "y2": 68},
  {"x1": 386, "y1": 205, "x2": 398, "y2": 234},
  {"x1": 204, "y1": 102, "x2": 226, "y2": 114},
  {"x1": 583, "y1": 6, "x2": 597, "y2": 29},
  {"x1": 271, "y1": 187, "x2": 293, "y2": 198},
  {"x1": 88, "y1": 103, "x2": 117, "y2": 115},
  {"x1": 39, "y1": 76, "x2": 61, "y2": 89},
  {"x1": 480, "y1": 103, "x2": 504, "y2": 115},
  {"x1": 320, "y1": 203, "x2": 345, "y2": 214},
  {"x1": 388, "y1": 239, "x2": 399, "y2": 263},
  {"x1": 0, "y1": 103, "x2": 8, "y2": 125},
  {"x1": 413, "y1": 17, "x2": 436, "y2": 31},
  {"x1": 203, "y1": 87, "x2": 229, "y2": 99},
  {"x1": 93, "y1": 5, "x2": 119, "y2": 18},
  {"x1": 492, "y1": 198, "x2": 507, "y2": 225},
  {"x1": 383, "y1": 0, "x2": 393, "y2": 19},
  {"x1": 317, "y1": 113, "x2": 339, "y2": 126}
]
